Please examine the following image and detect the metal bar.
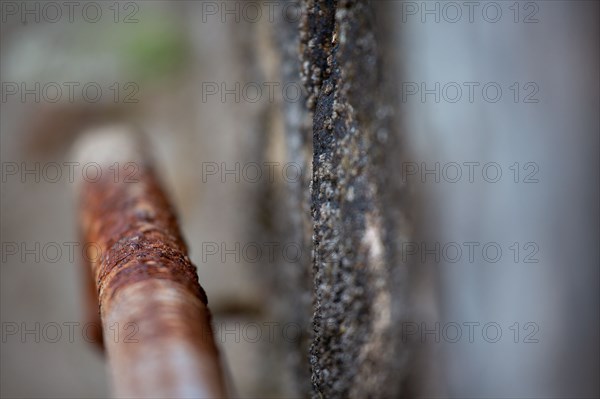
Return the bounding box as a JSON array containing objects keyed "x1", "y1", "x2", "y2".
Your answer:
[{"x1": 74, "y1": 126, "x2": 227, "y2": 398}]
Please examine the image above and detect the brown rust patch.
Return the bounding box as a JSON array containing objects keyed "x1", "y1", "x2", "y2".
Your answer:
[
  {"x1": 80, "y1": 165, "x2": 207, "y2": 309},
  {"x1": 76, "y1": 133, "x2": 226, "y2": 397}
]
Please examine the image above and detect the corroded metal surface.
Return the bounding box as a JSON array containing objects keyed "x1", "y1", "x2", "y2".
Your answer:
[{"x1": 76, "y1": 128, "x2": 227, "y2": 398}]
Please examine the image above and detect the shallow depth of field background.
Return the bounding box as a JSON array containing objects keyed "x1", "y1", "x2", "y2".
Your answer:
[{"x1": 1, "y1": 1, "x2": 598, "y2": 398}]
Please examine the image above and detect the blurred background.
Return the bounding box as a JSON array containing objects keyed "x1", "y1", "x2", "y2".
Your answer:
[{"x1": 1, "y1": 1, "x2": 598, "y2": 398}]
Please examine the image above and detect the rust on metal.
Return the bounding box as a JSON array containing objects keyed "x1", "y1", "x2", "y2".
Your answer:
[{"x1": 75, "y1": 127, "x2": 227, "y2": 398}]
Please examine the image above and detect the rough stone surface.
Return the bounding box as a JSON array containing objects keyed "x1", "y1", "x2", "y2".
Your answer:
[{"x1": 299, "y1": 1, "x2": 410, "y2": 397}]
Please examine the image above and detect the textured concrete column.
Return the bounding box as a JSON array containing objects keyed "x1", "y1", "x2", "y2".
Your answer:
[{"x1": 300, "y1": 1, "x2": 410, "y2": 397}]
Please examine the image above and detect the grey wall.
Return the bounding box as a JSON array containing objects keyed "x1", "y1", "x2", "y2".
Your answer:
[{"x1": 396, "y1": 1, "x2": 599, "y2": 397}]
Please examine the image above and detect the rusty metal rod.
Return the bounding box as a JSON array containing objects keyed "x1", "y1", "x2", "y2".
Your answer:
[{"x1": 74, "y1": 126, "x2": 227, "y2": 398}]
